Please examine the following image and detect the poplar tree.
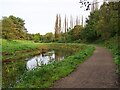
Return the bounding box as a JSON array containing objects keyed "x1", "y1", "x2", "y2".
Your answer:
[
  {"x1": 58, "y1": 14, "x2": 61, "y2": 34},
  {"x1": 55, "y1": 14, "x2": 59, "y2": 38},
  {"x1": 81, "y1": 15, "x2": 84, "y2": 27},
  {"x1": 64, "y1": 15, "x2": 67, "y2": 33},
  {"x1": 70, "y1": 15, "x2": 73, "y2": 29},
  {"x1": 94, "y1": 0, "x2": 98, "y2": 10},
  {"x1": 76, "y1": 16, "x2": 79, "y2": 25},
  {"x1": 67, "y1": 18, "x2": 69, "y2": 31}
]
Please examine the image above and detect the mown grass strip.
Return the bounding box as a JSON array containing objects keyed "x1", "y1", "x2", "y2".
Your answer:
[{"x1": 14, "y1": 45, "x2": 95, "y2": 88}]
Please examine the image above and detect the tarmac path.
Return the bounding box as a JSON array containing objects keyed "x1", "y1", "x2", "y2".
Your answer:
[{"x1": 53, "y1": 46, "x2": 118, "y2": 88}]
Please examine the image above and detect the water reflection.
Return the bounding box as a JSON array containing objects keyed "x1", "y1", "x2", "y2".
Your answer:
[{"x1": 26, "y1": 51, "x2": 64, "y2": 70}]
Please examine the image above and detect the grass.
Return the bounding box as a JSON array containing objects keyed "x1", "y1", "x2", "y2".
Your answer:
[
  {"x1": 14, "y1": 45, "x2": 95, "y2": 88},
  {"x1": 2, "y1": 37, "x2": 119, "y2": 88},
  {"x1": 2, "y1": 39, "x2": 95, "y2": 88},
  {"x1": 2, "y1": 39, "x2": 47, "y2": 61},
  {"x1": 2, "y1": 39, "x2": 41, "y2": 53}
]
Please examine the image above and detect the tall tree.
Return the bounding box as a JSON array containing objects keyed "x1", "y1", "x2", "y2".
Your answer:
[
  {"x1": 81, "y1": 15, "x2": 84, "y2": 27},
  {"x1": 43, "y1": 32, "x2": 54, "y2": 42},
  {"x1": 70, "y1": 15, "x2": 73, "y2": 29},
  {"x1": 76, "y1": 16, "x2": 79, "y2": 25},
  {"x1": 58, "y1": 14, "x2": 61, "y2": 34},
  {"x1": 67, "y1": 18, "x2": 69, "y2": 31},
  {"x1": 33, "y1": 33, "x2": 41, "y2": 42},
  {"x1": 0, "y1": 20, "x2": 2, "y2": 38},
  {"x1": 94, "y1": 0, "x2": 98, "y2": 10},
  {"x1": 2, "y1": 15, "x2": 28, "y2": 40},
  {"x1": 64, "y1": 15, "x2": 67, "y2": 33},
  {"x1": 91, "y1": 1, "x2": 95, "y2": 12},
  {"x1": 81, "y1": 2, "x2": 118, "y2": 42},
  {"x1": 55, "y1": 14, "x2": 59, "y2": 39},
  {"x1": 78, "y1": 16, "x2": 80, "y2": 25}
]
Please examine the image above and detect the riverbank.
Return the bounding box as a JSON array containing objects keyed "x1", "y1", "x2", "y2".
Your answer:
[
  {"x1": 2, "y1": 39, "x2": 46, "y2": 62},
  {"x1": 2, "y1": 39, "x2": 48, "y2": 87},
  {"x1": 2, "y1": 39, "x2": 95, "y2": 88},
  {"x1": 14, "y1": 45, "x2": 95, "y2": 88}
]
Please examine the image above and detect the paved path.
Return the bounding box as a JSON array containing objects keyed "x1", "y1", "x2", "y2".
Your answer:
[{"x1": 53, "y1": 46, "x2": 118, "y2": 88}]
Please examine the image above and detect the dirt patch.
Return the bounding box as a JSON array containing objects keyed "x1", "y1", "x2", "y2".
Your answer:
[{"x1": 53, "y1": 46, "x2": 118, "y2": 88}]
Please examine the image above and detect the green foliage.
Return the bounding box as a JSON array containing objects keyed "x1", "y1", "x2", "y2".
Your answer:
[
  {"x1": 82, "y1": 2, "x2": 119, "y2": 74},
  {"x1": 1, "y1": 2, "x2": 118, "y2": 43},
  {"x1": 14, "y1": 45, "x2": 95, "y2": 88},
  {"x1": 2, "y1": 39, "x2": 55, "y2": 64},
  {"x1": 80, "y1": 26, "x2": 97, "y2": 42},
  {"x1": 1, "y1": 2, "x2": 119, "y2": 88},
  {"x1": 33, "y1": 33, "x2": 41, "y2": 42},
  {"x1": 2, "y1": 60, "x2": 26, "y2": 88},
  {"x1": 55, "y1": 25, "x2": 84, "y2": 43},
  {"x1": 2, "y1": 15, "x2": 28, "y2": 40},
  {"x1": 41, "y1": 32, "x2": 54, "y2": 43},
  {"x1": 2, "y1": 39, "x2": 49, "y2": 88},
  {"x1": 52, "y1": 2, "x2": 118, "y2": 43},
  {"x1": 81, "y1": 2, "x2": 118, "y2": 42},
  {"x1": 67, "y1": 25, "x2": 83, "y2": 41},
  {"x1": 2, "y1": 41, "x2": 95, "y2": 88},
  {"x1": 2, "y1": 39, "x2": 41, "y2": 55}
]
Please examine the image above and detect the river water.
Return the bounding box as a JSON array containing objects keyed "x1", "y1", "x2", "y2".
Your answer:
[{"x1": 26, "y1": 51, "x2": 64, "y2": 70}]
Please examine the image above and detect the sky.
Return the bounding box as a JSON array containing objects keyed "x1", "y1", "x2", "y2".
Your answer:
[{"x1": 0, "y1": 0, "x2": 103, "y2": 35}]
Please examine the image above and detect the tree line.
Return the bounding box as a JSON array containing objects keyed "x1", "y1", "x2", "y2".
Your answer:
[
  {"x1": 80, "y1": 2, "x2": 119, "y2": 42},
  {"x1": 53, "y1": 2, "x2": 118, "y2": 43},
  {"x1": 1, "y1": 15, "x2": 28, "y2": 40},
  {"x1": 1, "y1": 2, "x2": 119, "y2": 43}
]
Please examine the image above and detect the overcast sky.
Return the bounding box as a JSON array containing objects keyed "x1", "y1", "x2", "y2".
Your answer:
[{"x1": 0, "y1": 0, "x2": 103, "y2": 35}]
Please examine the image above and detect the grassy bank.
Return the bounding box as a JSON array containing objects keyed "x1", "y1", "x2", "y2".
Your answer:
[
  {"x1": 2, "y1": 39, "x2": 47, "y2": 61},
  {"x1": 2, "y1": 39, "x2": 95, "y2": 88},
  {"x1": 2, "y1": 39, "x2": 46, "y2": 87},
  {"x1": 14, "y1": 45, "x2": 95, "y2": 88},
  {"x1": 2, "y1": 39, "x2": 41, "y2": 53}
]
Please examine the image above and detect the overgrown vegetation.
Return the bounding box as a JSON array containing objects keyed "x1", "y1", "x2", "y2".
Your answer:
[{"x1": 14, "y1": 45, "x2": 95, "y2": 88}]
